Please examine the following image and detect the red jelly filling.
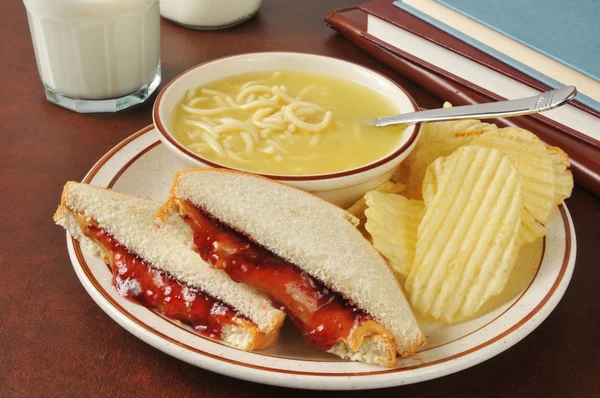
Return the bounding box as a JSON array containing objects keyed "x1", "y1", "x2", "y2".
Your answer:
[
  {"x1": 181, "y1": 201, "x2": 370, "y2": 351},
  {"x1": 89, "y1": 224, "x2": 236, "y2": 339}
]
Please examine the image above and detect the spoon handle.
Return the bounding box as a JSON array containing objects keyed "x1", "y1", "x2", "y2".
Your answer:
[{"x1": 375, "y1": 86, "x2": 577, "y2": 127}]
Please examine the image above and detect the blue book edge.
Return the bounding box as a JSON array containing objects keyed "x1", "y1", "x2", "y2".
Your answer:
[
  {"x1": 437, "y1": 0, "x2": 599, "y2": 82},
  {"x1": 392, "y1": 1, "x2": 600, "y2": 113}
]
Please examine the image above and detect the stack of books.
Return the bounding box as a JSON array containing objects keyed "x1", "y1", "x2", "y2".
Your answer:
[{"x1": 325, "y1": 0, "x2": 600, "y2": 197}]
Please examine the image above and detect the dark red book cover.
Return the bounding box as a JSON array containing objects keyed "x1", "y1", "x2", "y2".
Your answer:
[{"x1": 325, "y1": 2, "x2": 600, "y2": 197}]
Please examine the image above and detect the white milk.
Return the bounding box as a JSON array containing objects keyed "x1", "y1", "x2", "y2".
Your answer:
[
  {"x1": 160, "y1": 0, "x2": 261, "y2": 29},
  {"x1": 24, "y1": 0, "x2": 160, "y2": 100}
]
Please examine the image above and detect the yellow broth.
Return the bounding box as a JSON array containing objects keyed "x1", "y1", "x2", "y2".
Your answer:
[{"x1": 171, "y1": 71, "x2": 405, "y2": 175}]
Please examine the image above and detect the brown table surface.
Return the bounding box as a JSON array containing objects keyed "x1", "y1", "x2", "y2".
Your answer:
[{"x1": 2, "y1": 0, "x2": 599, "y2": 396}]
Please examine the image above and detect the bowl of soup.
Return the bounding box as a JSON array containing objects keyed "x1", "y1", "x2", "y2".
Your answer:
[{"x1": 153, "y1": 52, "x2": 420, "y2": 207}]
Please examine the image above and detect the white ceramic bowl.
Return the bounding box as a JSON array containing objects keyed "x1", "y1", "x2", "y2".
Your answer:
[{"x1": 153, "y1": 52, "x2": 420, "y2": 207}]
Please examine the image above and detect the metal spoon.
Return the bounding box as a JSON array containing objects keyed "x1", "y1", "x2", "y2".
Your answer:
[{"x1": 374, "y1": 86, "x2": 577, "y2": 127}]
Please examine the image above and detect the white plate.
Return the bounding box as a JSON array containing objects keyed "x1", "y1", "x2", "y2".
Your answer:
[{"x1": 66, "y1": 125, "x2": 577, "y2": 390}]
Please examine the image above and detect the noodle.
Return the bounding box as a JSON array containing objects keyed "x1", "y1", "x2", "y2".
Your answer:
[
  {"x1": 284, "y1": 101, "x2": 332, "y2": 132},
  {"x1": 253, "y1": 107, "x2": 285, "y2": 130},
  {"x1": 224, "y1": 96, "x2": 241, "y2": 109},
  {"x1": 308, "y1": 134, "x2": 321, "y2": 147},
  {"x1": 263, "y1": 116, "x2": 285, "y2": 124},
  {"x1": 284, "y1": 129, "x2": 295, "y2": 141},
  {"x1": 236, "y1": 85, "x2": 273, "y2": 103},
  {"x1": 201, "y1": 131, "x2": 225, "y2": 157},
  {"x1": 253, "y1": 120, "x2": 280, "y2": 131},
  {"x1": 266, "y1": 138, "x2": 287, "y2": 153},
  {"x1": 241, "y1": 132, "x2": 254, "y2": 154},
  {"x1": 226, "y1": 149, "x2": 250, "y2": 163},
  {"x1": 185, "y1": 89, "x2": 196, "y2": 101},
  {"x1": 201, "y1": 88, "x2": 227, "y2": 97},
  {"x1": 295, "y1": 108, "x2": 316, "y2": 117},
  {"x1": 200, "y1": 116, "x2": 218, "y2": 126},
  {"x1": 272, "y1": 85, "x2": 297, "y2": 104},
  {"x1": 181, "y1": 104, "x2": 231, "y2": 115},
  {"x1": 261, "y1": 146, "x2": 276, "y2": 154},
  {"x1": 181, "y1": 82, "x2": 333, "y2": 155},
  {"x1": 253, "y1": 107, "x2": 274, "y2": 119},
  {"x1": 184, "y1": 129, "x2": 202, "y2": 140},
  {"x1": 214, "y1": 120, "x2": 260, "y2": 143},
  {"x1": 180, "y1": 79, "x2": 333, "y2": 157},
  {"x1": 239, "y1": 99, "x2": 280, "y2": 111},
  {"x1": 184, "y1": 120, "x2": 213, "y2": 134},
  {"x1": 213, "y1": 96, "x2": 226, "y2": 108},
  {"x1": 241, "y1": 80, "x2": 267, "y2": 90},
  {"x1": 298, "y1": 84, "x2": 315, "y2": 98},
  {"x1": 188, "y1": 97, "x2": 208, "y2": 106},
  {"x1": 188, "y1": 143, "x2": 209, "y2": 153}
]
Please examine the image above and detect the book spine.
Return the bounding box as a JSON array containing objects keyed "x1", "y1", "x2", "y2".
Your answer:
[
  {"x1": 325, "y1": 7, "x2": 600, "y2": 197},
  {"x1": 362, "y1": 0, "x2": 600, "y2": 119},
  {"x1": 394, "y1": 0, "x2": 600, "y2": 114}
]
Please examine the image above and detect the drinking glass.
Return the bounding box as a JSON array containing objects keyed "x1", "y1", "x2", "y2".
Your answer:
[{"x1": 23, "y1": 0, "x2": 161, "y2": 113}]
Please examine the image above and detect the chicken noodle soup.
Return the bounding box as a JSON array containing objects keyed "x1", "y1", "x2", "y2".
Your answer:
[{"x1": 171, "y1": 71, "x2": 405, "y2": 175}]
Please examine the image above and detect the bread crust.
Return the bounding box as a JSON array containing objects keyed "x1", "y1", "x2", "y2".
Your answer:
[
  {"x1": 166, "y1": 168, "x2": 426, "y2": 362},
  {"x1": 329, "y1": 334, "x2": 398, "y2": 368},
  {"x1": 168, "y1": 168, "x2": 360, "y2": 226},
  {"x1": 54, "y1": 182, "x2": 284, "y2": 350}
]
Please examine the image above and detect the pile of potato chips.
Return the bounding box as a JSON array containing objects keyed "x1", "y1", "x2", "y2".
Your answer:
[{"x1": 349, "y1": 110, "x2": 574, "y2": 324}]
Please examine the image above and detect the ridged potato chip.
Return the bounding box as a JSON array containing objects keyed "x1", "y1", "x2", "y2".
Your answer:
[
  {"x1": 422, "y1": 156, "x2": 446, "y2": 207},
  {"x1": 519, "y1": 209, "x2": 547, "y2": 245},
  {"x1": 364, "y1": 192, "x2": 425, "y2": 277},
  {"x1": 346, "y1": 181, "x2": 406, "y2": 221},
  {"x1": 406, "y1": 146, "x2": 523, "y2": 324},
  {"x1": 402, "y1": 118, "x2": 498, "y2": 198},
  {"x1": 471, "y1": 127, "x2": 556, "y2": 224},
  {"x1": 390, "y1": 161, "x2": 411, "y2": 184},
  {"x1": 422, "y1": 154, "x2": 546, "y2": 245},
  {"x1": 546, "y1": 145, "x2": 573, "y2": 205}
]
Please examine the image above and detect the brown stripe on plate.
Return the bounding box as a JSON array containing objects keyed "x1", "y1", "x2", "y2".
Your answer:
[
  {"x1": 106, "y1": 141, "x2": 161, "y2": 189},
  {"x1": 82, "y1": 125, "x2": 155, "y2": 184},
  {"x1": 88, "y1": 127, "x2": 550, "y2": 357},
  {"x1": 73, "y1": 125, "x2": 573, "y2": 376}
]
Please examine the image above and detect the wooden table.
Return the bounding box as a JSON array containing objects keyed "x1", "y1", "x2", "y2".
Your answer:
[{"x1": 2, "y1": 1, "x2": 598, "y2": 396}]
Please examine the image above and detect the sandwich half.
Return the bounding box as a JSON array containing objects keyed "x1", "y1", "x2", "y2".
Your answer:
[
  {"x1": 54, "y1": 182, "x2": 285, "y2": 350},
  {"x1": 161, "y1": 169, "x2": 425, "y2": 367}
]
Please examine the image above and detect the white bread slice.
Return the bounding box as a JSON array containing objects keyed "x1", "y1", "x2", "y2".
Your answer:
[
  {"x1": 54, "y1": 182, "x2": 284, "y2": 350},
  {"x1": 167, "y1": 169, "x2": 426, "y2": 364},
  {"x1": 329, "y1": 335, "x2": 398, "y2": 367}
]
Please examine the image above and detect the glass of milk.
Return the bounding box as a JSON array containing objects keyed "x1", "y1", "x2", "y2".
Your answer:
[
  {"x1": 23, "y1": 0, "x2": 161, "y2": 113},
  {"x1": 160, "y1": 0, "x2": 262, "y2": 30}
]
